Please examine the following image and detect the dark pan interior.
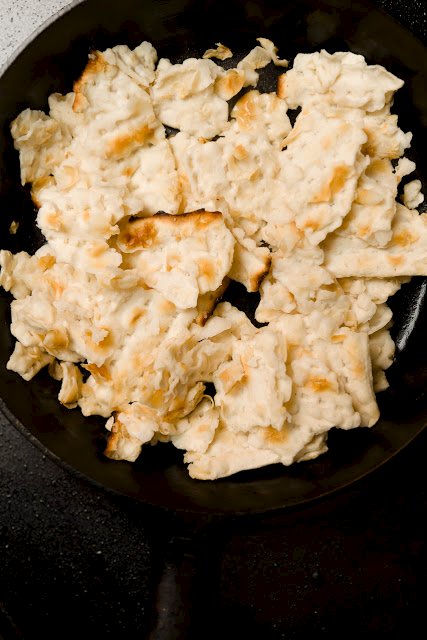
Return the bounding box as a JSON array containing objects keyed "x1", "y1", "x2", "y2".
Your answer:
[{"x1": 1, "y1": 0, "x2": 427, "y2": 514}]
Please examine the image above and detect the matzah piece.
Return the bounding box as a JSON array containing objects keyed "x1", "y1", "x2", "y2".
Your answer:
[
  {"x1": 79, "y1": 307, "x2": 202, "y2": 419},
  {"x1": 101, "y1": 42, "x2": 158, "y2": 86},
  {"x1": 294, "y1": 434, "x2": 328, "y2": 462},
  {"x1": 170, "y1": 132, "x2": 228, "y2": 213},
  {"x1": 337, "y1": 159, "x2": 397, "y2": 247},
  {"x1": 171, "y1": 398, "x2": 219, "y2": 454},
  {"x1": 273, "y1": 319, "x2": 379, "y2": 426},
  {"x1": 7, "y1": 342, "x2": 53, "y2": 381},
  {"x1": 402, "y1": 179, "x2": 424, "y2": 210},
  {"x1": 203, "y1": 43, "x2": 233, "y2": 61},
  {"x1": 11, "y1": 109, "x2": 70, "y2": 186},
  {"x1": 105, "y1": 414, "x2": 143, "y2": 462},
  {"x1": 0, "y1": 249, "x2": 51, "y2": 299},
  {"x1": 151, "y1": 57, "x2": 243, "y2": 138},
  {"x1": 280, "y1": 50, "x2": 403, "y2": 111},
  {"x1": 105, "y1": 402, "x2": 166, "y2": 462},
  {"x1": 218, "y1": 127, "x2": 289, "y2": 233},
  {"x1": 279, "y1": 104, "x2": 368, "y2": 245},
  {"x1": 395, "y1": 157, "x2": 416, "y2": 182},
  {"x1": 228, "y1": 229, "x2": 271, "y2": 292},
  {"x1": 185, "y1": 426, "x2": 281, "y2": 479},
  {"x1": 256, "y1": 246, "x2": 346, "y2": 328},
  {"x1": 323, "y1": 204, "x2": 427, "y2": 277},
  {"x1": 12, "y1": 46, "x2": 182, "y2": 280},
  {"x1": 229, "y1": 90, "x2": 291, "y2": 144},
  {"x1": 212, "y1": 327, "x2": 292, "y2": 433},
  {"x1": 369, "y1": 328, "x2": 395, "y2": 392},
  {"x1": 117, "y1": 211, "x2": 235, "y2": 309},
  {"x1": 332, "y1": 329, "x2": 379, "y2": 426},
  {"x1": 72, "y1": 51, "x2": 164, "y2": 156},
  {"x1": 196, "y1": 277, "x2": 230, "y2": 326},
  {"x1": 237, "y1": 38, "x2": 288, "y2": 87},
  {"x1": 363, "y1": 108, "x2": 412, "y2": 160},
  {"x1": 50, "y1": 361, "x2": 83, "y2": 408},
  {"x1": 169, "y1": 91, "x2": 291, "y2": 236},
  {"x1": 186, "y1": 327, "x2": 369, "y2": 480}
]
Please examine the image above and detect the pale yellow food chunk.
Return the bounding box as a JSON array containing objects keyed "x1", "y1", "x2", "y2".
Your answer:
[{"x1": 117, "y1": 211, "x2": 235, "y2": 309}]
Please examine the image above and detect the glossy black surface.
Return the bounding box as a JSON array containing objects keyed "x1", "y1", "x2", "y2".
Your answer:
[
  {"x1": 1, "y1": 417, "x2": 427, "y2": 638},
  {"x1": 0, "y1": 0, "x2": 427, "y2": 514}
]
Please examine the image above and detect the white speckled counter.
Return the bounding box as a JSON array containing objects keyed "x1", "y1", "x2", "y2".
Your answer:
[{"x1": 0, "y1": 0, "x2": 73, "y2": 69}]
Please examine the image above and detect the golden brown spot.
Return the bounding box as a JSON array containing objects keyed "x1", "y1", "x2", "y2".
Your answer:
[
  {"x1": 32, "y1": 175, "x2": 53, "y2": 203},
  {"x1": 322, "y1": 283, "x2": 338, "y2": 293},
  {"x1": 129, "y1": 307, "x2": 146, "y2": 325},
  {"x1": 130, "y1": 354, "x2": 153, "y2": 374},
  {"x1": 311, "y1": 165, "x2": 350, "y2": 204},
  {"x1": 264, "y1": 426, "x2": 288, "y2": 444},
  {"x1": 38, "y1": 255, "x2": 56, "y2": 271},
  {"x1": 388, "y1": 255, "x2": 404, "y2": 267},
  {"x1": 362, "y1": 128, "x2": 376, "y2": 157},
  {"x1": 122, "y1": 166, "x2": 136, "y2": 178},
  {"x1": 121, "y1": 220, "x2": 158, "y2": 250},
  {"x1": 164, "y1": 384, "x2": 205, "y2": 422},
  {"x1": 193, "y1": 211, "x2": 222, "y2": 228},
  {"x1": 249, "y1": 168, "x2": 262, "y2": 182},
  {"x1": 248, "y1": 254, "x2": 272, "y2": 292},
  {"x1": 47, "y1": 277, "x2": 64, "y2": 298},
  {"x1": 363, "y1": 127, "x2": 399, "y2": 160},
  {"x1": 89, "y1": 244, "x2": 106, "y2": 259},
  {"x1": 234, "y1": 144, "x2": 248, "y2": 160},
  {"x1": 356, "y1": 189, "x2": 379, "y2": 206},
  {"x1": 83, "y1": 363, "x2": 111, "y2": 381},
  {"x1": 195, "y1": 423, "x2": 210, "y2": 435},
  {"x1": 302, "y1": 217, "x2": 321, "y2": 232},
  {"x1": 159, "y1": 299, "x2": 176, "y2": 314},
  {"x1": 232, "y1": 91, "x2": 258, "y2": 130},
  {"x1": 73, "y1": 52, "x2": 107, "y2": 112},
  {"x1": 392, "y1": 228, "x2": 419, "y2": 248},
  {"x1": 196, "y1": 277, "x2": 229, "y2": 326},
  {"x1": 306, "y1": 376, "x2": 332, "y2": 393},
  {"x1": 177, "y1": 173, "x2": 190, "y2": 213},
  {"x1": 357, "y1": 224, "x2": 372, "y2": 238},
  {"x1": 60, "y1": 165, "x2": 79, "y2": 189},
  {"x1": 218, "y1": 362, "x2": 246, "y2": 392},
  {"x1": 350, "y1": 357, "x2": 365, "y2": 379},
  {"x1": 148, "y1": 389, "x2": 164, "y2": 409},
  {"x1": 104, "y1": 423, "x2": 122, "y2": 460},
  {"x1": 120, "y1": 211, "x2": 222, "y2": 251},
  {"x1": 45, "y1": 211, "x2": 63, "y2": 231},
  {"x1": 82, "y1": 209, "x2": 90, "y2": 222},
  {"x1": 84, "y1": 328, "x2": 113, "y2": 353},
  {"x1": 43, "y1": 329, "x2": 69, "y2": 351},
  {"x1": 331, "y1": 334, "x2": 345, "y2": 343},
  {"x1": 198, "y1": 258, "x2": 215, "y2": 284},
  {"x1": 105, "y1": 124, "x2": 153, "y2": 159},
  {"x1": 369, "y1": 158, "x2": 389, "y2": 176},
  {"x1": 276, "y1": 74, "x2": 286, "y2": 99},
  {"x1": 215, "y1": 69, "x2": 244, "y2": 100}
]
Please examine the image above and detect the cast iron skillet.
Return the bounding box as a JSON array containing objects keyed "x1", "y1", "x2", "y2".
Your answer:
[{"x1": 0, "y1": 0, "x2": 426, "y2": 636}]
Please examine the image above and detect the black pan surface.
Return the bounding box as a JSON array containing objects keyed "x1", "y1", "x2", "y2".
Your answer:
[{"x1": 1, "y1": 0, "x2": 427, "y2": 514}]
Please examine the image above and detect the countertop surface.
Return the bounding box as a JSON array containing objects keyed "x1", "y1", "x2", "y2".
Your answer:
[{"x1": 1, "y1": 1, "x2": 427, "y2": 638}]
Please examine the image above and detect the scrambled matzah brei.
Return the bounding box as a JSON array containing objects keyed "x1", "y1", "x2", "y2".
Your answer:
[{"x1": 0, "y1": 40, "x2": 425, "y2": 479}]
